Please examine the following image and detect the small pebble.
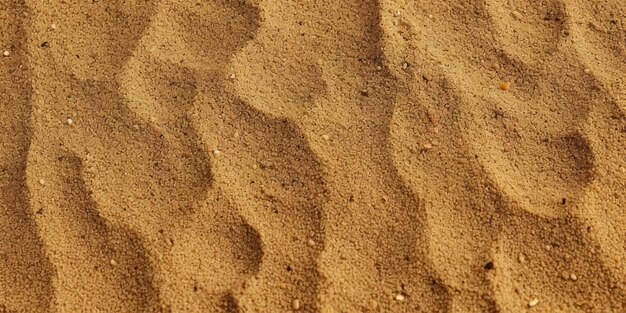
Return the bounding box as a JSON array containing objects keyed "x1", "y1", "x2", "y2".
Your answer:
[
  {"x1": 3, "y1": 50, "x2": 9, "y2": 57},
  {"x1": 528, "y1": 298, "x2": 539, "y2": 307},
  {"x1": 511, "y1": 10, "x2": 523, "y2": 20},
  {"x1": 518, "y1": 254, "x2": 526, "y2": 263},
  {"x1": 229, "y1": 73, "x2": 236, "y2": 80},
  {"x1": 307, "y1": 239, "x2": 315, "y2": 246},
  {"x1": 66, "y1": 117, "x2": 74, "y2": 126},
  {"x1": 321, "y1": 134, "x2": 330, "y2": 141},
  {"x1": 50, "y1": 23, "x2": 57, "y2": 30},
  {"x1": 361, "y1": 89, "x2": 369, "y2": 96},
  {"x1": 368, "y1": 299, "x2": 379, "y2": 309},
  {"x1": 110, "y1": 259, "x2": 117, "y2": 266},
  {"x1": 292, "y1": 299, "x2": 301, "y2": 310},
  {"x1": 428, "y1": 14, "x2": 433, "y2": 19},
  {"x1": 38, "y1": 178, "x2": 45, "y2": 185},
  {"x1": 583, "y1": 68, "x2": 591, "y2": 74},
  {"x1": 376, "y1": 65, "x2": 382, "y2": 71},
  {"x1": 423, "y1": 143, "x2": 433, "y2": 150},
  {"x1": 395, "y1": 293, "x2": 405, "y2": 301},
  {"x1": 213, "y1": 149, "x2": 221, "y2": 156},
  {"x1": 401, "y1": 62, "x2": 409, "y2": 69},
  {"x1": 545, "y1": 245, "x2": 552, "y2": 251},
  {"x1": 499, "y1": 82, "x2": 511, "y2": 91},
  {"x1": 234, "y1": 131, "x2": 240, "y2": 138},
  {"x1": 570, "y1": 273, "x2": 578, "y2": 281}
]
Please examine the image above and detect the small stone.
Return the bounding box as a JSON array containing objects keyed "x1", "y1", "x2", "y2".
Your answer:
[
  {"x1": 66, "y1": 117, "x2": 74, "y2": 126},
  {"x1": 368, "y1": 299, "x2": 379, "y2": 309},
  {"x1": 518, "y1": 254, "x2": 526, "y2": 263},
  {"x1": 50, "y1": 23, "x2": 57, "y2": 30},
  {"x1": 394, "y1": 11, "x2": 401, "y2": 17},
  {"x1": 545, "y1": 245, "x2": 552, "y2": 251},
  {"x1": 229, "y1": 73, "x2": 236, "y2": 80},
  {"x1": 570, "y1": 273, "x2": 578, "y2": 281},
  {"x1": 499, "y1": 82, "x2": 511, "y2": 91},
  {"x1": 376, "y1": 65, "x2": 382, "y2": 71},
  {"x1": 528, "y1": 298, "x2": 539, "y2": 307},
  {"x1": 511, "y1": 10, "x2": 523, "y2": 20},
  {"x1": 361, "y1": 89, "x2": 369, "y2": 96},
  {"x1": 401, "y1": 62, "x2": 409, "y2": 69},
  {"x1": 321, "y1": 134, "x2": 330, "y2": 141},
  {"x1": 307, "y1": 239, "x2": 315, "y2": 246},
  {"x1": 583, "y1": 68, "x2": 591, "y2": 74},
  {"x1": 428, "y1": 14, "x2": 433, "y2": 19},
  {"x1": 38, "y1": 179, "x2": 45, "y2": 185},
  {"x1": 110, "y1": 259, "x2": 117, "y2": 266},
  {"x1": 234, "y1": 131, "x2": 240, "y2": 138},
  {"x1": 489, "y1": 62, "x2": 501, "y2": 70},
  {"x1": 3, "y1": 50, "x2": 9, "y2": 57},
  {"x1": 395, "y1": 293, "x2": 405, "y2": 301},
  {"x1": 132, "y1": 124, "x2": 139, "y2": 130},
  {"x1": 292, "y1": 299, "x2": 301, "y2": 310},
  {"x1": 213, "y1": 149, "x2": 221, "y2": 156},
  {"x1": 423, "y1": 143, "x2": 433, "y2": 150}
]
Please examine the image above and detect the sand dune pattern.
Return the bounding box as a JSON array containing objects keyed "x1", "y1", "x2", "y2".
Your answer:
[{"x1": 0, "y1": 0, "x2": 624, "y2": 312}]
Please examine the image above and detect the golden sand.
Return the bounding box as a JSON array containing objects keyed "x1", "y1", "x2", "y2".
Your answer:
[{"x1": 1, "y1": 0, "x2": 625, "y2": 312}]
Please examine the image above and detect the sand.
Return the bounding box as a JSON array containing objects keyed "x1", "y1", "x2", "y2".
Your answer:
[{"x1": 0, "y1": 0, "x2": 625, "y2": 312}]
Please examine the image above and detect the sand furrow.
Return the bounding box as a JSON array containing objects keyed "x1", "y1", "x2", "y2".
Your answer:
[
  {"x1": 132, "y1": 1, "x2": 327, "y2": 311},
  {"x1": 26, "y1": 152, "x2": 163, "y2": 312},
  {"x1": 0, "y1": 2, "x2": 54, "y2": 312},
  {"x1": 232, "y1": 1, "x2": 451, "y2": 311},
  {"x1": 380, "y1": 0, "x2": 626, "y2": 311}
]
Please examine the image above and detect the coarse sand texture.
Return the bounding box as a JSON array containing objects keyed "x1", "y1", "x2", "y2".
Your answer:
[{"x1": 1, "y1": 0, "x2": 625, "y2": 312}]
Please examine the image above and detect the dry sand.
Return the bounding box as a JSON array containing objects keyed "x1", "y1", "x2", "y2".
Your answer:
[{"x1": 1, "y1": 0, "x2": 625, "y2": 312}]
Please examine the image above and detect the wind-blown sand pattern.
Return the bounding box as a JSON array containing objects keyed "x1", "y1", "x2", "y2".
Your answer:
[{"x1": 0, "y1": 0, "x2": 624, "y2": 312}]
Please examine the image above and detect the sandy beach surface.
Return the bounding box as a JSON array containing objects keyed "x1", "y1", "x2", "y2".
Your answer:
[{"x1": 1, "y1": 0, "x2": 625, "y2": 312}]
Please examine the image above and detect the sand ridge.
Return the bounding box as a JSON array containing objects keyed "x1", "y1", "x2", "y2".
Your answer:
[{"x1": 0, "y1": 0, "x2": 625, "y2": 312}]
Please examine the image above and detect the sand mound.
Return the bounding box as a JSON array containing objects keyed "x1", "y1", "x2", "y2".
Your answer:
[{"x1": 1, "y1": 0, "x2": 624, "y2": 312}]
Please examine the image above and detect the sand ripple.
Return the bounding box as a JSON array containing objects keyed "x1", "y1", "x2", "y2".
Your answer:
[{"x1": 0, "y1": 0, "x2": 624, "y2": 312}]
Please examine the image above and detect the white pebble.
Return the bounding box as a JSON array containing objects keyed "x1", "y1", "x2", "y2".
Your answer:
[
  {"x1": 66, "y1": 117, "x2": 74, "y2": 126},
  {"x1": 528, "y1": 298, "x2": 539, "y2": 307},
  {"x1": 213, "y1": 149, "x2": 221, "y2": 156},
  {"x1": 50, "y1": 23, "x2": 57, "y2": 30},
  {"x1": 3, "y1": 50, "x2": 9, "y2": 57},
  {"x1": 38, "y1": 178, "x2": 45, "y2": 185},
  {"x1": 292, "y1": 299, "x2": 301, "y2": 310},
  {"x1": 518, "y1": 254, "x2": 526, "y2": 263},
  {"x1": 376, "y1": 65, "x2": 382, "y2": 71},
  {"x1": 570, "y1": 273, "x2": 578, "y2": 281},
  {"x1": 401, "y1": 62, "x2": 409, "y2": 69},
  {"x1": 395, "y1": 293, "x2": 405, "y2": 301},
  {"x1": 229, "y1": 73, "x2": 236, "y2": 80},
  {"x1": 545, "y1": 245, "x2": 552, "y2": 251},
  {"x1": 110, "y1": 259, "x2": 117, "y2": 266},
  {"x1": 321, "y1": 134, "x2": 330, "y2": 141},
  {"x1": 307, "y1": 239, "x2": 315, "y2": 246}
]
